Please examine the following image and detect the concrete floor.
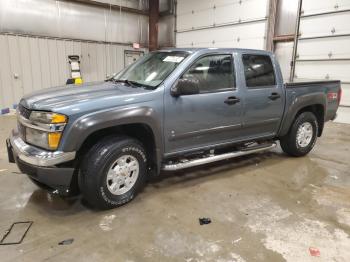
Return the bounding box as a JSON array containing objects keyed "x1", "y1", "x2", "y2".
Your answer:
[{"x1": 0, "y1": 115, "x2": 349, "y2": 262}]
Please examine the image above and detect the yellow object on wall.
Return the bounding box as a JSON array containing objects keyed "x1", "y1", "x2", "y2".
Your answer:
[{"x1": 74, "y1": 78, "x2": 83, "y2": 84}]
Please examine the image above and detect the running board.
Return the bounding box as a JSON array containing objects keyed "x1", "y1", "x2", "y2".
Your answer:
[{"x1": 162, "y1": 142, "x2": 277, "y2": 171}]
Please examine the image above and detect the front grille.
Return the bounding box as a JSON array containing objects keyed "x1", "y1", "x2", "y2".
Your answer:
[{"x1": 18, "y1": 104, "x2": 31, "y2": 119}]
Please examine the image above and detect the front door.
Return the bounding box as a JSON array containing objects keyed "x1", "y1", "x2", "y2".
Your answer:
[
  {"x1": 164, "y1": 53, "x2": 243, "y2": 155},
  {"x1": 240, "y1": 53, "x2": 285, "y2": 138}
]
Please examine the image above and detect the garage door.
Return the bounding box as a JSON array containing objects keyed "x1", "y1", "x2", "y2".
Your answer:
[
  {"x1": 176, "y1": 0, "x2": 269, "y2": 50},
  {"x1": 294, "y1": 0, "x2": 350, "y2": 106}
]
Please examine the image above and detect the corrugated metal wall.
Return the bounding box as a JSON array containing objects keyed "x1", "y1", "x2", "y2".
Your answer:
[
  {"x1": 0, "y1": 0, "x2": 149, "y2": 44},
  {"x1": 175, "y1": 0, "x2": 269, "y2": 49},
  {"x1": 294, "y1": 0, "x2": 350, "y2": 106},
  {"x1": 0, "y1": 0, "x2": 148, "y2": 110},
  {"x1": 0, "y1": 34, "x2": 146, "y2": 109}
]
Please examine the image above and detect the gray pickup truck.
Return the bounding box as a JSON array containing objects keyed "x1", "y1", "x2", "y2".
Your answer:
[{"x1": 7, "y1": 48, "x2": 341, "y2": 209}]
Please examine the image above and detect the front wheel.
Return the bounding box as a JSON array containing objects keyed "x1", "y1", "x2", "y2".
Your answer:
[
  {"x1": 280, "y1": 112, "x2": 318, "y2": 157},
  {"x1": 79, "y1": 136, "x2": 147, "y2": 209}
]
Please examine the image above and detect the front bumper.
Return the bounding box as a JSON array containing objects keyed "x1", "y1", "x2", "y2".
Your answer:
[{"x1": 7, "y1": 130, "x2": 77, "y2": 195}]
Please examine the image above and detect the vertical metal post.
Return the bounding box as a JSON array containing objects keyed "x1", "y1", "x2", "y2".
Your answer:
[
  {"x1": 290, "y1": 0, "x2": 303, "y2": 82},
  {"x1": 174, "y1": 0, "x2": 177, "y2": 47},
  {"x1": 266, "y1": 0, "x2": 279, "y2": 51},
  {"x1": 149, "y1": 0, "x2": 159, "y2": 51}
]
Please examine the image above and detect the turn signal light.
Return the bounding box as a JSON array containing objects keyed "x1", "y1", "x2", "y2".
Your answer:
[
  {"x1": 51, "y1": 113, "x2": 67, "y2": 124},
  {"x1": 48, "y1": 132, "x2": 62, "y2": 149}
]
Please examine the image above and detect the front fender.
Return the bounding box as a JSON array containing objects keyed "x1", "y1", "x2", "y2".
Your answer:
[{"x1": 60, "y1": 106, "x2": 163, "y2": 164}]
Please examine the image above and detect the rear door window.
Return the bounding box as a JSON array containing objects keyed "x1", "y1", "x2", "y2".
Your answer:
[{"x1": 242, "y1": 54, "x2": 276, "y2": 88}]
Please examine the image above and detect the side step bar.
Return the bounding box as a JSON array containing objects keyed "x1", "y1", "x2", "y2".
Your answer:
[{"x1": 162, "y1": 142, "x2": 277, "y2": 171}]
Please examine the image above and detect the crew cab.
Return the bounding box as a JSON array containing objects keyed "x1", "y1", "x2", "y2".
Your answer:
[{"x1": 7, "y1": 48, "x2": 341, "y2": 209}]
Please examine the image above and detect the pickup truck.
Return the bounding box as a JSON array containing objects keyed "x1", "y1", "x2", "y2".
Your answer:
[{"x1": 6, "y1": 48, "x2": 341, "y2": 209}]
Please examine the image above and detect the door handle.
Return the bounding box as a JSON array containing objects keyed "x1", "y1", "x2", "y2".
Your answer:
[
  {"x1": 224, "y1": 96, "x2": 240, "y2": 105},
  {"x1": 268, "y1": 92, "x2": 281, "y2": 100}
]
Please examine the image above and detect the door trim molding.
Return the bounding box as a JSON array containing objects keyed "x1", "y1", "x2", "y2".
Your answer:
[{"x1": 169, "y1": 123, "x2": 241, "y2": 141}]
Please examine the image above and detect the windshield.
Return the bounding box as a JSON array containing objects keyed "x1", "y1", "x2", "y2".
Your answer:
[{"x1": 114, "y1": 51, "x2": 189, "y2": 88}]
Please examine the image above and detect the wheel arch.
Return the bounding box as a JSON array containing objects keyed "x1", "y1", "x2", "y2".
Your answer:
[
  {"x1": 60, "y1": 106, "x2": 163, "y2": 174},
  {"x1": 278, "y1": 93, "x2": 326, "y2": 137}
]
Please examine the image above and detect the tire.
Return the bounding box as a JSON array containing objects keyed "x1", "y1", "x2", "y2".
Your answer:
[
  {"x1": 280, "y1": 112, "x2": 318, "y2": 157},
  {"x1": 79, "y1": 136, "x2": 147, "y2": 209}
]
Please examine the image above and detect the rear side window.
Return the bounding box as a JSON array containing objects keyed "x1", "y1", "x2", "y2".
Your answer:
[
  {"x1": 242, "y1": 54, "x2": 276, "y2": 88},
  {"x1": 182, "y1": 54, "x2": 235, "y2": 93}
]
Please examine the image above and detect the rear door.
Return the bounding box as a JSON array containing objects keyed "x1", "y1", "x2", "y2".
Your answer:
[{"x1": 240, "y1": 53, "x2": 285, "y2": 138}]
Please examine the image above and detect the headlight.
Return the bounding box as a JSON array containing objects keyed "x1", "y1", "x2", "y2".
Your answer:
[
  {"x1": 24, "y1": 111, "x2": 67, "y2": 150},
  {"x1": 26, "y1": 129, "x2": 62, "y2": 150},
  {"x1": 30, "y1": 111, "x2": 67, "y2": 124}
]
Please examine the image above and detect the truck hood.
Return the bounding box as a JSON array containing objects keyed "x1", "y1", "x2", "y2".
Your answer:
[{"x1": 20, "y1": 81, "x2": 156, "y2": 114}]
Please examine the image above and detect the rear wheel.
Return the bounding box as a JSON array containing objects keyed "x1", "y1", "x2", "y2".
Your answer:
[
  {"x1": 280, "y1": 112, "x2": 318, "y2": 157},
  {"x1": 79, "y1": 136, "x2": 147, "y2": 209}
]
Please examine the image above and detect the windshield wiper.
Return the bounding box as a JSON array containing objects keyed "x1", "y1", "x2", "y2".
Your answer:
[
  {"x1": 112, "y1": 79, "x2": 154, "y2": 89},
  {"x1": 111, "y1": 79, "x2": 136, "y2": 87}
]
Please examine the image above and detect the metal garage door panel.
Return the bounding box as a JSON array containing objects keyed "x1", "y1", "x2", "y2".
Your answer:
[
  {"x1": 0, "y1": 35, "x2": 14, "y2": 109},
  {"x1": 176, "y1": 0, "x2": 213, "y2": 30},
  {"x1": 48, "y1": 39, "x2": 60, "y2": 87},
  {"x1": 300, "y1": 12, "x2": 350, "y2": 38},
  {"x1": 109, "y1": 45, "x2": 118, "y2": 76},
  {"x1": 105, "y1": 44, "x2": 111, "y2": 77},
  {"x1": 295, "y1": 61, "x2": 350, "y2": 82},
  {"x1": 298, "y1": 36, "x2": 350, "y2": 60},
  {"x1": 177, "y1": 0, "x2": 213, "y2": 13},
  {"x1": 80, "y1": 42, "x2": 90, "y2": 82},
  {"x1": 96, "y1": 44, "x2": 106, "y2": 81},
  {"x1": 56, "y1": 40, "x2": 69, "y2": 85},
  {"x1": 215, "y1": 0, "x2": 268, "y2": 25},
  {"x1": 7, "y1": 35, "x2": 24, "y2": 106},
  {"x1": 73, "y1": 41, "x2": 82, "y2": 57},
  {"x1": 18, "y1": 36, "x2": 33, "y2": 95},
  {"x1": 88, "y1": 43, "x2": 98, "y2": 81},
  {"x1": 64, "y1": 41, "x2": 74, "y2": 58},
  {"x1": 28, "y1": 37, "x2": 43, "y2": 91},
  {"x1": 302, "y1": 0, "x2": 350, "y2": 16},
  {"x1": 176, "y1": 21, "x2": 266, "y2": 49},
  {"x1": 340, "y1": 83, "x2": 350, "y2": 106},
  {"x1": 38, "y1": 38, "x2": 52, "y2": 90},
  {"x1": 117, "y1": 46, "x2": 125, "y2": 69},
  {"x1": 177, "y1": 8, "x2": 214, "y2": 30}
]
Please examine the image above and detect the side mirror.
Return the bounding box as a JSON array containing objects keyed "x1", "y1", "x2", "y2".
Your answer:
[{"x1": 171, "y1": 78, "x2": 200, "y2": 97}]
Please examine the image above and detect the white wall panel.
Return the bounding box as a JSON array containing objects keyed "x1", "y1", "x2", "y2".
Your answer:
[
  {"x1": 297, "y1": 36, "x2": 350, "y2": 60},
  {"x1": 177, "y1": 22, "x2": 266, "y2": 49},
  {"x1": 295, "y1": 61, "x2": 350, "y2": 82},
  {"x1": 295, "y1": 0, "x2": 350, "y2": 106},
  {"x1": 0, "y1": 35, "x2": 15, "y2": 108},
  {"x1": 28, "y1": 37, "x2": 43, "y2": 92},
  {"x1": 302, "y1": 0, "x2": 350, "y2": 16},
  {"x1": 214, "y1": 0, "x2": 268, "y2": 25},
  {"x1": 177, "y1": 0, "x2": 267, "y2": 31},
  {"x1": 18, "y1": 37, "x2": 33, "y2": 94},
  {"x1": 300, "y1": 12, "x2": 350, "y2": 38},
  {"x1": 0, "y1": 34, "x2": 146, "y2": 110},
  {"x1": 176, "y1": 0, "x2": 268, "y2": 49},
  {"x1": 7, "y1": 35, "x2": 24, "y2": 105}
]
